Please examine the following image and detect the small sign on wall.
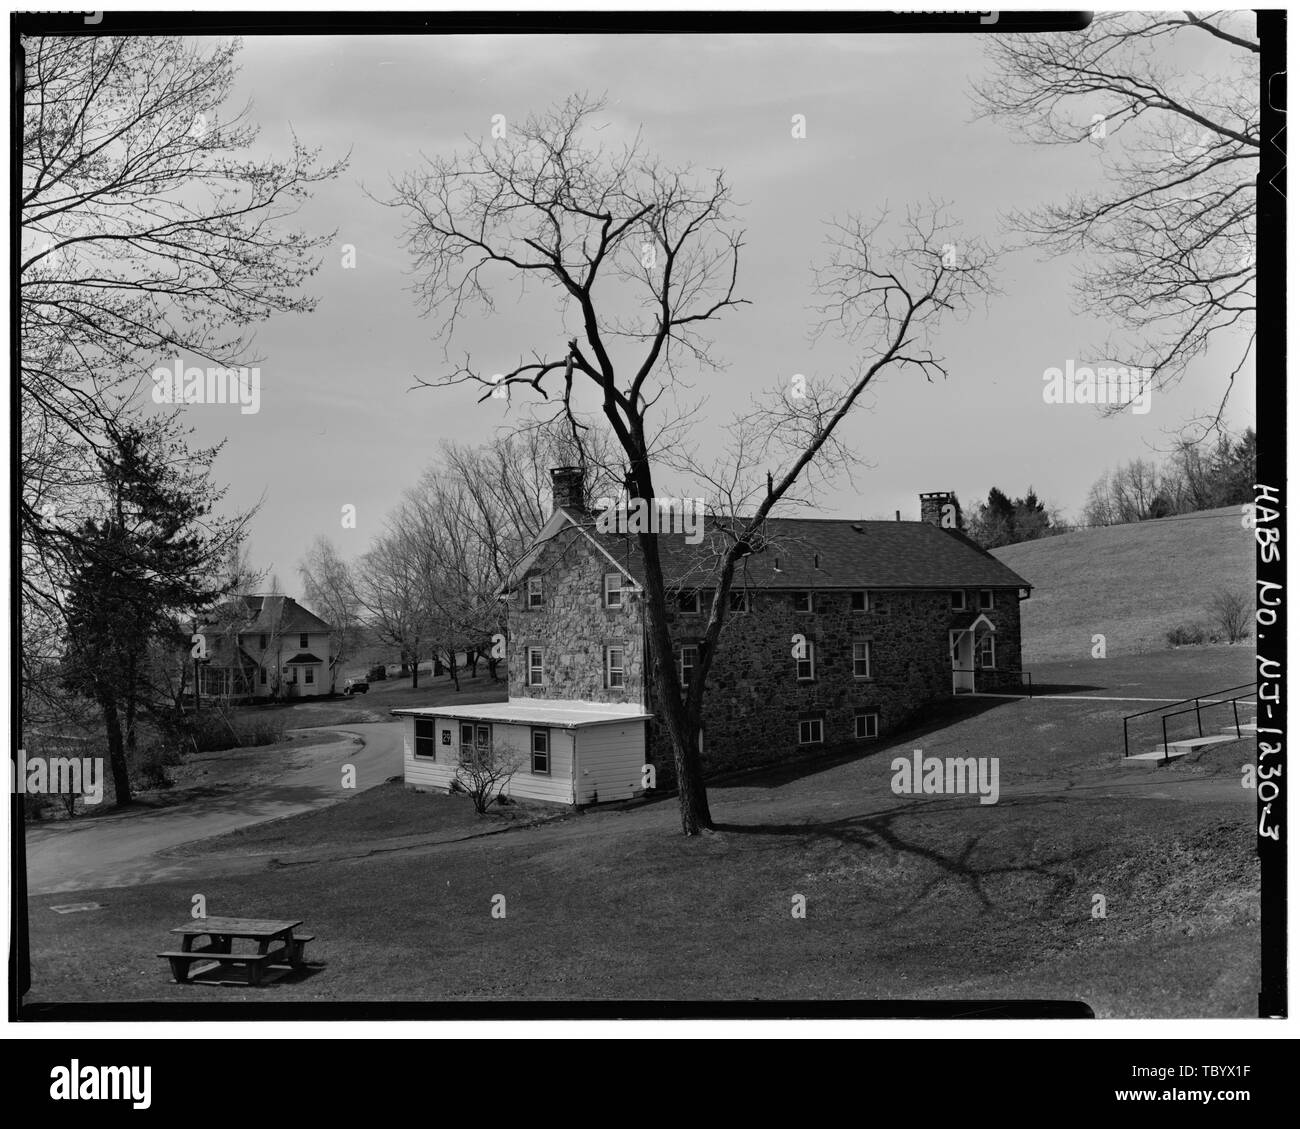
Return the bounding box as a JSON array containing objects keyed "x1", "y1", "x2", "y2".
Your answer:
[{"x1": 441, "y1": 730, "x2": 451, "y2": 745}]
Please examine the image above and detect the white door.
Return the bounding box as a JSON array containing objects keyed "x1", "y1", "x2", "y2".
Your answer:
[{"x1": 950, "y1": 630, "x2": 974, "y2": 693}]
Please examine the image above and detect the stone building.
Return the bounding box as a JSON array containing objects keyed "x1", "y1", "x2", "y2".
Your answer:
[{"x1": 395, "y1": 467, "x2": 1033, "y2": 803}]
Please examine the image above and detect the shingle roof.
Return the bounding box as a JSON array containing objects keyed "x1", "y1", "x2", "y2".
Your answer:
[
  {"x1": 553, "y1": 510, "x2": 1032, "y2": 592},
  {"x1": 204, "y1": 595, "x2": 333, "y2": 634}
]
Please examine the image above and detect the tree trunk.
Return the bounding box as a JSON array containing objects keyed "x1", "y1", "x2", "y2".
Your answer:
[
  {"x1": 99, "y1": 694, "x2": 132, "y2": 807},
  {"x1": 449, "y1": 646, "x2": 461, "y2": 691}
]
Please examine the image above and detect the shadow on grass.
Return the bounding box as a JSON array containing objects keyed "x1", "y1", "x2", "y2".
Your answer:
[{"x1": 714, "y1": 802, "x2": 1098, "y2": 916}]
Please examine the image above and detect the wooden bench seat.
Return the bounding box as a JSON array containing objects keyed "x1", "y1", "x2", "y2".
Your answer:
[{"x1": 158, "y1": 949, "x2": 279, "y2": 985}]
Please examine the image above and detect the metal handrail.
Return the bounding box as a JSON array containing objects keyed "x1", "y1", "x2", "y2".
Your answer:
[
  {"x1": 1149, "y1": 688, "x2": 1256, "y2": 763},
  {"x1": 1122, "y1": 682, "x2": 1256, "y2": 759}
]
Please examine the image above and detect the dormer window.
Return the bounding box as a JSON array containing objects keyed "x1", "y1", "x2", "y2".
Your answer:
[
  {"x1": 603, "y1": 573, "x2": 624, "y2": 609},
  {"x1": 528, "y1": 577, "x2": 544, "y2": 609}
]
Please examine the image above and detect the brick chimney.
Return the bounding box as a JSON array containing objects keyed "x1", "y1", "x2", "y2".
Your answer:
[
  {"x1": 550, "y1": 466, "x2": 587, "y2": 514},
  {"x1": 919, "y1": 491, "x2": 956, "y2": 527}
]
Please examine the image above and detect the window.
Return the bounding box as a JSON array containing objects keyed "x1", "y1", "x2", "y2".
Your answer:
[
  {"x1": 677, "y1": 590, "x2": 700, "y2": 614},
  {"x1": 681, "y1": 645, "x2": 699, "y2": 685},
  {"x1": 978, "y1": 634, "x2": 996, "y2": 669},
  {"x1": 792, "y1": 591, "x2": 813, "y2": 612},
  {"x1": 605, "y1": 646, "x2": 625, "y2": 689},
  {"x1": 850, "y1": 591, "x2": 868, "y2": 612},
  {"x1": 728, "y1": 590, "x2": 750, "y2": 613},
  {"x1": 852, "y1": 641, "x2": 871, "y2": 679},
  {"x1": 854, "y1": 712, "x2": 879, "y2": 740},
  {"x1": 459, "y1": 722, "x2": 491, "y2": 766},
  {"x1": 299, "y1": 633, "x2": 309, "y2": 648},
  {"x1": 527, "y1": 647, "x2": 544, "y2": 687},
  {"x1": 414, "y1": 718, "x2": 435, "y2": 758},
  {"x1": 531, "y1": 728, "x2": 550, "y2": 774},
  {"x1": 950, "y1": 590, "x2": 967, "y2": 610},
  {"x1": 259, "y1": 668, "x2": 267, "y2": 685},
  {"x1": 798, "y1": 717, "x2": 824, "y2": 745},
  {"x1": 980, "y1": 589, "x2": 994, "y2": 610},
  {"x1": 304, "y1": 666, "x2": 315, "y2": 685},
  {"x1": 604, "y1": 573, "x2": 624, "y2": 609},
  {"x1": 796, "y1": 641, "x2": 816, "y2": 681},
  {"x1": 527, "y1": 576, "x2": 544, "y2": 608},
  {"x1": 259, "y1": 633, "x2": 268, "y2": 650}
]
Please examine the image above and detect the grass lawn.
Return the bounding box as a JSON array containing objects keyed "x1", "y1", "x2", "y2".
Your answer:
[
  {"x1": 993, "y1": 506, "x2": 1253, "y2": 663},
  {"x1": 25, "y1": 649, "x2": 1258, "y2": 1015}
]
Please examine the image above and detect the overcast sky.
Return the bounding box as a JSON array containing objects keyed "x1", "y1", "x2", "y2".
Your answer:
[{"x1": 159, "y1": 29, "x2": 1255, "y2": 598}]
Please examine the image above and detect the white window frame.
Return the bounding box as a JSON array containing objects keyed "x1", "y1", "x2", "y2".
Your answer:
[
  {"x1": 798, "y1": 718, "x2": 824, "y2": 745},
  {"x1": 604, "y1": 573, "x2": 624, "y2": 609},
  {"x1": 527, "y1": 647, "x2": 544, "y2": 687},
  {"x1": 605, "y1": 645, "x2": 626, "y2": 689},
  {"x1": 978, "y1": 634, "x2": 996, "y2": 669},
  {"x1": 728, "y1": 590, "x2": 750, "y2": 613},
  {"x1": 680, "y1": 645, "x2": 699, "y2": 686},
  {"x1": 304, "y1": 666, "x2": 315, "y2": 685},
  {"x1": 527, "y1": 576, "x2": 544, "y2": 609},
  {"x1": 531, "y1": 728, "x2": 550, "y2": 775},
  {"x1": 852, "y1": 641, "x2": 871, "y2": 679},
  {"x1": 677, "y1": 590, "x2": 701, "y2": 614},
  {"x1": 950, "y1": 590, "x2": 967, "y2": 610},
  {"x1": 980, "y1": 589, "x2": 994, "y2": 610},
  {"x1": 792, "y1": 590, "x2": 813, "y2": 613},
  {"x1": 413, "y1": 717, "x2": 436, "y2": 759},
  {"x1": 850, "y1": 590, "x2": 869, "y2": 612},
  {"x1": 796, "y1": 641, "x2": 816, "y2": 681},
  {"x1": 854, "y1": 712, "x2": 879, "y2": 740}
]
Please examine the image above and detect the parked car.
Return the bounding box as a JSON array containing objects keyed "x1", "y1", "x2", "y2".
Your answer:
[{"x1": 344, "y1": 676, "x2": 369, "y2": 696}]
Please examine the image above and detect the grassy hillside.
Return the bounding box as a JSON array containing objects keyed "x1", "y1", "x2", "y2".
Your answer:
[{"x1": 992, "y1": 506, "x2": 1254, "y2": 664}]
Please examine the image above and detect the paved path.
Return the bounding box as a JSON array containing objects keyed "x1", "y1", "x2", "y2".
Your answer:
[{"x1": 25, "y1": 724, "x2": 404, "y2": 895}]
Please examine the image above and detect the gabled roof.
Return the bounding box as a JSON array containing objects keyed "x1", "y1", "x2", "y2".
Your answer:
[
  {"x1": 202, "y1": 594, "x2": 333, "y2": 634},
  {"x1": 509, "y1": 510, "x2": 1032, "y2": 592}
]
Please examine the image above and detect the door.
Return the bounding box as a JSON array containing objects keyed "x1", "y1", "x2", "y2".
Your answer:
[
  {"x1": 459, "y1": 722, "x2": 475, "y2": 765},
  {"x1": 950, "y1": 630, "x2": 974, "y2": 694}
]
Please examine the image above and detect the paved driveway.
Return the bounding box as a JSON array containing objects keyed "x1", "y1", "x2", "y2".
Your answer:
[{"x1": 24, "y1": 723, "x2": 404, "y2": 895}]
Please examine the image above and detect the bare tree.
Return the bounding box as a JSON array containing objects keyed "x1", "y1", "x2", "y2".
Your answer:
[
  {"x1": 299, "y1": 537, "x2": 365, "y2": 693},
  {"x1": 1208, "y1": 586, "x2": 1251, "y2": 644},
  {"x1": 972, "y1": 11, "x2": 1258, "y2": 424},
  {"x1": 454, "y1": 743, "x2": 524, "y2": 816},
  {"x1": 20, "y1": 34, "x2": 344, "y2": 719},
  {"x1": 389, "y1": 95, "x2": 998, "y2": 835}
]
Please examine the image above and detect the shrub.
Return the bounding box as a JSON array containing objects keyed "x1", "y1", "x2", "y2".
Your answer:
[
  {"x1": 1166, "y1": 623, "x2": 1207, "y2": 647},
  {"x1": 133, "y1": 743, "x2": 172, "y2": 791},
  {"x1": 1207, "y1": 587, "x2": 1251, "y2": 643}
]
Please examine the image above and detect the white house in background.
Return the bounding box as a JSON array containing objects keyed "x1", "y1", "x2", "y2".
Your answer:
[
  {"x1": 196, "y1": 594, "x2": 334, "y2": 699},
  {"x1": 392, "y1": 700, "x2": 651, "y2": 805}
]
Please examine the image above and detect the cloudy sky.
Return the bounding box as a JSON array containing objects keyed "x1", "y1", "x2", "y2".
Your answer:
[{"x1": 159, "y1": 27, "x2": 1255, "y2": 597}]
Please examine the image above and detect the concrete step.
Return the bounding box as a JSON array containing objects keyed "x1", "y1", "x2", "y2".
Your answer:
[{"x1": 1123, "y1": 733, "x2": 1240, "y2": 764}]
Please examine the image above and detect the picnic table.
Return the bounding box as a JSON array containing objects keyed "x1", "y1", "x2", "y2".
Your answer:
[{"x1": 159, "y1": 917, "x2": 314, "y2": 986}]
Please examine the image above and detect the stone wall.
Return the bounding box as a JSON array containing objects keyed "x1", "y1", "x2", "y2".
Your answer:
[
  {"x1": 645, "y1": 586, "x2": 1025, "y2": 780},
  {"x1": 508, "y1": 531, "x2": 1025, "y2": 783},
  {"x1": 508, "y1": 528, "x2": 646, "y2": 706}
]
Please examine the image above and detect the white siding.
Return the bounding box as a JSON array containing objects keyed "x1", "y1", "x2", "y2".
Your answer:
[
  {"x1": 402, "y1": 716, "x2": 575, "y2": 805},
  {"x1": 574, "y1": 720, "x2": 647, "y2": 804}
]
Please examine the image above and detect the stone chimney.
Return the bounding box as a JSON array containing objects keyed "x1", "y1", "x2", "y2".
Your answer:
[
  {"x1": 919, "y1": 491, "x2": 956, "y2": 527},
  {"x1": 550, "y1": 466, "x2": 587, "y2": 514}
]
